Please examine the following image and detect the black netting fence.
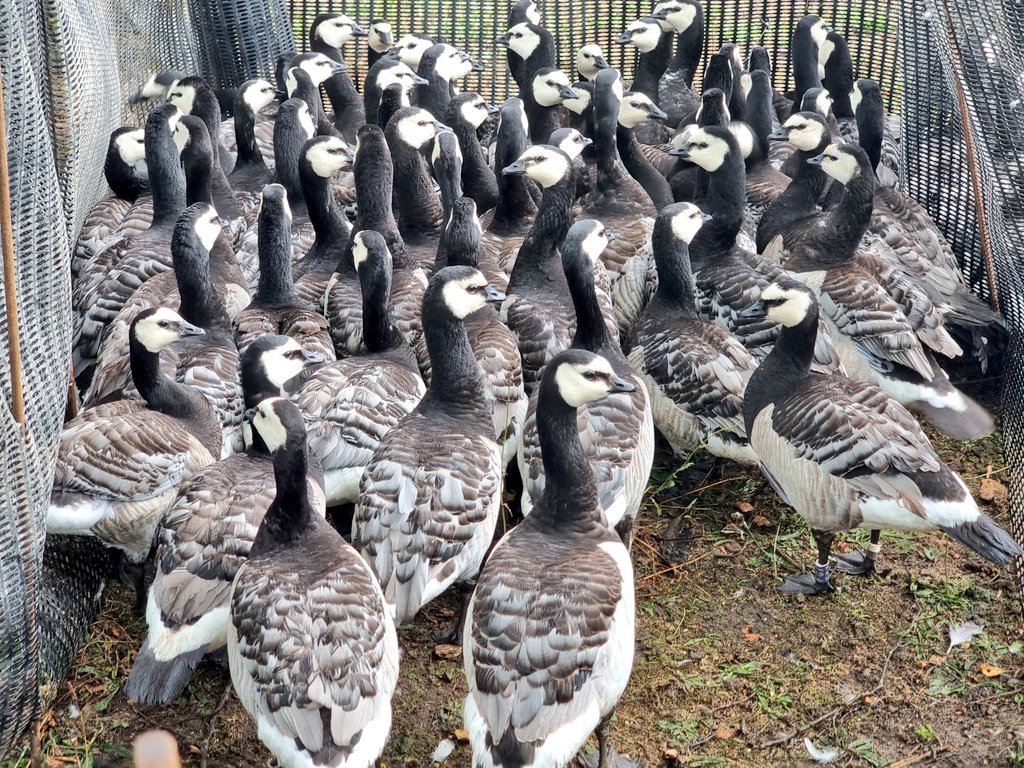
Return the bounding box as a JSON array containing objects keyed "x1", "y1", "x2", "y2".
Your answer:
[{"x1": 0, "y1": 0, "x2": 1021, "y2": 758}]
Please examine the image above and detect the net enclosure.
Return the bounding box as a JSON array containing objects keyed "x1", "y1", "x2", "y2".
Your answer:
[{"x1": 0, "y1": 0, "x2": 1021, "y2": 757}]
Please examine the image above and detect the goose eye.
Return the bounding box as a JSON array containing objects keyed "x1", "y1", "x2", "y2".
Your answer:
[
  {"x1": 699, "y1": 142, "x2": 708, "y2": 148},
  {"x1": 583, "y1": 370, "x2": 600, "y2": 380},
  {"x1": 287, "y1": 349, "x2": 304, "y2": 358},
  {"x1": 158, "y1": 320, "x2": 170, "y2": 328}
]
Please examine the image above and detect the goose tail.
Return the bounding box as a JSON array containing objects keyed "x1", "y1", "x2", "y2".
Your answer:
[{"x1": 940, "y1": 515, "x2": 1022, "y2": 566}]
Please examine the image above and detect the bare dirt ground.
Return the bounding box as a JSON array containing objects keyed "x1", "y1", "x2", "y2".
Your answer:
[{"x1": 5, "y1": 388, "x2": 1023, "y2": 768}]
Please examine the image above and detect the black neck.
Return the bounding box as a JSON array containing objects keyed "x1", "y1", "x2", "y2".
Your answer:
[
  {"x1": 510, "y1": 175, "x2": 574, "y2": 274},
  {"x1": 632, "y1": 36, "x2": 672, "y2": 99},
  {"x1": 414, "y1": 65, "x2": 451, "y2": 120},
  {"x1": 651, "y1": 227, "x2": 697, "y2": 316},
  {"x1": 823, "y1": 168, "x2": 874, "y2": 258},
  {"x1": 376, "y1": 86, "x2": 404, "y2": 129},
  {"x1": 148, "y1": 128, "x2": 186, "y2": 226},
  {"x1": 191, "y1": 90, "x2": 225, "y2": 170},
  {"x1": 744, "y1": 303, "x2": 817, "y2": 433},
  {"x1": 300, "y1": 163, "x2": 349, "y2": 254},
  {"x1": 419, "y1": 302, "x2": 490, "y2": 424},
  {"x1": 311, "y1": 41, "x2": 361, "y2": 116},
  {"x1": 254, "y1": 215, "x2": 299, "y2": 307},
  {"x1": 791, "y1": 34, "x2": 822, "y2": 103},
  {"x1": 782, "y1": 142, "x2": 832, "y2": 208},
  {"x1": 390, "y1": 140, "x2": 439, "y2": 237},
  {"x1": 451, "y1": 120, "x2": 495, "y2": 201},
  {"x1": 856, "y1": 95, "x2": 885, "y2": 173},
  {"x1": 105, "y1": 156, "x2": 148, "y2": 201},
  {"x1": 294, "y1": 77, "x2": 328, "y2": 126},
  {"x1": 745, "y1": 82, "x2": 775, "y2": 158},
  {"x1": 251, "y1": 438, "x2": 317, "y2": 554},
  {"x1": 617, "y1": 126, "x2": 673, "y2": 210},
  {"x1": 173, "y1": 237, "x2": 228, "y2": 330},
  {"x1": 361, "y1": 260, "x2": 405, "y2": 353},
  {"x1": 691, "y1": 152, "x2": 745, "y2": 258},
  {"x1": 233, "y1": 102, "x2": 266, "y2": 168},
  {"x1": 593, "y1": 95, "x2": 632, "y2": 197},
  {"x1": 129, "y1": 335, "x2": 210, "y2": 422},
  {"x1": 669, "y1": 14, "x2": 704, "y2": 84},
  {"x1": 524, "y1": 99, "x2": 561, "y2": 145},
  {"x1": 490, "y1": 117, "x2": 536, "y2": 229},
  {"x1": 566, "y1": 253, "x2": 611, "y2": 354},
  {"x1": 274, "y1": 122, "x2": 308, "y2": 215},
  {"x1": 530, "y1": 377, "x2": 601, "y2": 530}
]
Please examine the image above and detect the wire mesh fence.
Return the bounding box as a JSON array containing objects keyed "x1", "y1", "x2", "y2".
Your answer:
[{"x1": 0, "y1": 0, "x2": 1022, "y2": 758}]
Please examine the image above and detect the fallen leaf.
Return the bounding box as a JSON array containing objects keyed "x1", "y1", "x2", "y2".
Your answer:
[
  {"x1": 741, "y1": 624, "x2": 762, "y2": 642},
  {"x1": 431, "y1": 738, "x2": 456, "y2": 762},
  {"x1": 979, "y1": 662, "x2": 1004, "y2": 677},
  {"x1": 979, "y1": 477, "x2": 1007, "y2": 503},
  {"x1": 734, "y1": 501, "x2": 754, "y2": 515},
  {"x1": 948, "y1": 620, "x2": 985, "y2": 651},
  {"x1": 715, "y1": 725, "x2": 736, "y2": 739},
  {"x1": 863, "y1": 694, "x2": 879, "y2": 704},
  {"x1": 433, "y1": 643, "x2": 463, "y2": 661},
  {"x1": 928, "y1": 654, "x2": 946, "y2": 667},
  {"x1": 804, "y1": 737, "x2": 839, "y2": 764},
  {"x1": 454, "y1": 728, "x2": 470, "y2": 743},
  {"x1": 752, "y1": 515, "x2": 771, "y2": 527}
]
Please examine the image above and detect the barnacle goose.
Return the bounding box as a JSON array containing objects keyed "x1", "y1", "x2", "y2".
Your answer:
[
  {"x1": 308, "y1": 12, "x2": 367, "y2": 143},
  {"x1": 463, "y1": 348, "x2": 636, "y2": 768},
  {"x1": 742, "y1": 280, "x2": 1021, "y2": 595},
  {"x1": 229, "y1": 397, "x2": 399, "y2": 767}
]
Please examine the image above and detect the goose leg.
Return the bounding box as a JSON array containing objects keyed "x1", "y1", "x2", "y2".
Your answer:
[
  {"x1": 117, "y1": 553, "x2": 148, "y2": 616},
  {"x1": 834, "y1": 529, "x2": 881, "y2": 576},
  {"x1": 779, "y1": 529, "x2": 836, "y2": 596},
  {"x1": 576, "y1": 713, "x2": 639, "y2": 768},
  {"x1": 433, "y1": 580, "x2": 475, "y2": 644}
]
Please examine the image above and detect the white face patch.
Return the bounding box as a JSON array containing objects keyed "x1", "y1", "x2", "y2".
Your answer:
[
  {"x1": 611, "y1": 75, "x2": 624, "y2": 100},
  {"x1": 442, "y1": 275, "x2": 488, "y2": 319},
  {"x1": 352, "y1": 231, "x2": 371, "y2": 269},
  {"x1": 115, "y1": 129, "x2": 147, "y2": 165},
  {"x1": 460, "y1": 97, "x2": 489, "y2": 128},
  {"x1": 670, "y1": 203, "x2": 705, "y2": 243},
  {"x1": 624, "y1": 20, "x2": 661, "y2": 53},
  {"x1": 555, "y1": 129, "x2": 588, "y2": 159},
  {"x1": 136, "y1": 307, "x2": 189, "y2": 352},
  {"x1": 285, "y1": 68, "x2": 298, "y2": 96},
  {"x1": 618, "y1": 94, "x2": 655, "y2": 128},
  {"x1": 810, "y1": 18, "x2": 830, "y2": 47},
  {"x1": 524, "y1": 1, "x2": 541, "y2": 24},
  {"x1": 520, "y1": 147, "x2": 570, "y2": 187},
  {"x1": 369, "y1": 22, "x2": 393, "y2": 53},
  {"x1": 297, "y1": 104, "x2": 316, "y2": 139},
  {"x1": 306, "y1": 137, "x2": 350, "y2": 177},
  {"x1": 817, "y1": 37, "x2": 835, "y2": 66},
  {"x1": 655, "y1": 1, "x2": 697, "y2": 33},
  {"x1": 430, "y1": 45, "x2": 463, "y2": 82},
  {"x1": 555, "y1": 358, "x2": 617, "y2": 407},
  {"x1": 172, "y1": 121, "x2": 190, "y2": 153},
  {"x1": 784, "y1": 115, "x2": 825, "y2": 151},
  {"x1": 397, "y1": 109, "x2": 440, "y2": 148},
  {"x1": 850, "y1": 80, "x2": 866, "y2": 111},
  {"x1": 576, "y1": 44, "x2": 605, "y2": 80},
  {"x1": 300, "y1": 53, "x2": 338, "y2": 86},
  {"x1": 815, "y1": 90, "x2": 833, "y2": 117},
  {"x1": 194, "y1": 208, "x2": 223, "y2": 252},
  {"x1": 395, "y1": 35, "x2": 432, "y2": 68},
  {"x1": 243, "y1": 80, "x2": 276, "y2": 113},
  {"x1": 505, "y1": 23, "x2": 542, "y2": 60},
  {"x1": 562, "y1": 87, "x2": 591, "y2": 115},
  {"x1": 532, "y1": 70, "x2": 573, "y2": 107},
  {"x1": 168, "y1": 84, "x2": 196, "y2": 115},
  {"x1": 684, "y1": 129, "x2": 730, "y2": 171},
  {"x1": 252, "y1": 398, "x2": 289, "y2": 453},
  {"x1": 260, "y1": 340, "x2": 307, "y2": 389},
  {"x1": 580, "y1": 223, "x2": 610, "y2": 262},
  {"x1": 316, "y1": 14, "x2": 357, "y2": 48},
  {"x1": 728, "y1": 122, "x2": 755, "y2": 159},
  {"x1": 139, "y1": 72, "x2": 163, "y2": 99},
  {"x1": 820, "y1": 146, "x2": 861, "y2": 184},
  {"x1": 762, "y1": 284, "x2": 814, "y2": 328}
]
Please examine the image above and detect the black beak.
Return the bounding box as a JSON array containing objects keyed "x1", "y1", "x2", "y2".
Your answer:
[
  {"x1": 352, "y1": 25, "x2": 368, "y2": 37},
  {"x1": 767, "y1": 128, "x2": 789, "y2": 141},
  {"x1": 484, "y1": 285, "x2": 506, "y2": 302},
  {"x1": 807, "y1": 152, "x2": 824, "y2": 166},
  {"x1": 559, "y1": 86, "x2": 580, "y2": 101},
  {"x1": 275, "y1": 88, "x2": 289, "y2": 99},
  {"x1": 668, "y1": 145, "x2": 691, "y2": 158},
  {"x1": 378, "y1": 31, "x2": 393, "y2": 46},
  {"x1": 496, "y1": 34, "x2": 510, "y2": 46},
  {"x1": 503, "y1": 159, "x2": 526, "y2": 175},
  {"x1": 581, "y1": 136, "x2": 594, "y2": 146},
  {"x1": 385, "y1": 48, "x2": 401, "y2": 59},
  {"x1": 179, "y1": 320, "x2": 206, "y2": 337},
  {"x1": 486, "y1": 102, "x2": 499, "y2": 114},
  {"x1": 471, "y1": 59, "x2": 484, "y2": 72},
  {"x1": 605, "y1": 231, "x2": 617, "y2": 243},
  {"x1": 330, "y1": 60, "x2": 348, "y2": 74},
  {"x1": 651, "y1": 8, "x2": 668, "y2": 20},
  {"x1": 649, "y1": 104, "x2": 668, "y2": 120},
  {"x1": 303, "y1": 349, "x2": 326, "y2": 364},
  {"x1": 594, "y1": 55, "x2": 610, "y2": 70},
  {"x1": 609, "y1": 375, "x2": 636, "y2": 393},
  {"x1": 411, "y1": 73, "x2": 429, "y2": 85},
  {"x1": 128, "y1": 92, "x2": 146, "y2": 105},
  {"x1": 616, "y1": 32, "x2": 633, "y2": 44},
  {"x1": 739, "y1": 300, "x2": 767, "y2": 318},
  {"x1": 218, "y1": 217, "x2": 231, "y2": 228},
  {"x1": 433, "y1": 120, "x2": 452, "y2": 132},
  {"x1": 701, "y1": 211, "x2": 713, "y2": 222},
  {"x1": 344, "y1": 147, "x2": 356, "y2": 162}
]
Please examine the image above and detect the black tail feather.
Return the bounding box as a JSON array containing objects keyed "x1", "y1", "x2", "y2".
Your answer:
[
  {"x1": 941, "y1": 516, "x2": 1023, "y2": 565},
  {"x1": 125, "y1": 643, "x2": 207, "y2": 705}
]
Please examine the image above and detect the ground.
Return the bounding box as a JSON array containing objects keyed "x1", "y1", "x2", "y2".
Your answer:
[{"x1": 4, "y1": 388, "x2": 1023, "y2": 768}]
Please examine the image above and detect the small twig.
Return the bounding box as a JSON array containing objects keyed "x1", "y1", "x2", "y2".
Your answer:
[{"x1": 200, "y1": 683, "x2": 234, "y2": 768}]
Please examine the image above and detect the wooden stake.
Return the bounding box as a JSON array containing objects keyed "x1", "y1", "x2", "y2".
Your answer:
[{"x1": 0, "y1": 59, "x2": 26, "y2": 425}]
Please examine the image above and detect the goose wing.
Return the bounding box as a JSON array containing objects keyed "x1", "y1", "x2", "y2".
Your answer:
[{"x1": 231, "y1": 542, "x2": 398, "y2": 759}]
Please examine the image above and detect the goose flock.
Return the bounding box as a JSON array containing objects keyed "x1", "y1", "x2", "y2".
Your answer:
[{"x1": 50, "y1": 2, "x2": 1022, "y2": 766}]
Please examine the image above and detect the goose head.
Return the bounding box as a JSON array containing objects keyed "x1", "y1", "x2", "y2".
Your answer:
[
  {"x1": 742, "y1": 280, "x2": 817, "y2": 327},
  {"x1": 453, "y1": 92, "x2": 495, "y2": 129},
  {"x1": 433, "y1": 265, "x2": 504, "y2": 319},
  {"x1": 392, "y1": 33, "x2": 434, "y2": 69},
  {"x1": 498, "y1": 22, "x2": 543, "y2": 61},
  {"x1": 302, "y1": 135, "x2": 354, "y2": 179},
  {"x1": 531, "y1": 68, "x2": 578, "y2": 107},
  {"x1": 618, "y1": 91, "x2": 668, "y2": 128},
  {"x1": 549, "y1": 127, "x2": 592, "y2": 160},
  {"x1": 669, "y1": 125, "x2": 734, "y2": 171},
  {"x1": 251, "y1": 397, "x2": 306, "y2": 455},
  {"x1": 617, "y1": 18, "x2": 663, "y2": 53},
  {"x1": 368, "y1": 20, "x2": 394, "y2": 53},
  {"x1": 132, "y1": 306, "x2": 205, "y2": 352},
  {"x1": 392, "y1": 107, "x2": 450, "y2": 149},
  {"x1": 290, "y1": 52, "x2": 347, "y2": 87},
  {"x1": 502, "y1": 144, "x2": 572, "y2": 188},
  {"x1": 809, "y1": 142, "x2": 868, "y2": 185},
  {"x1": 551, "y1": 349, "x2": 635, "y2": 408},
  {"x1": 111, "y1": 126, "x2": 147, "y2": 167},
  {"x1": 576, "y1": 44, "x2": 610, "y2": 81},
  {"x1": 767, "y1": 111, "x2": 829, "y2": 151},
  {"x1": 651, "y1": 0, "x2": 700, "y2": 33},
  {"x1": 237, "y1": 79, "x2": 277, "y2": 114},
  {"x1": 241, "y1": 335, "x2": 323, "y2": 406},
  {"x1": 312, "y1": 13, "x2": 366, "y2": 48},
  {"x1": 562, "y1": 81, "x2": 593, "y2": 115}
]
